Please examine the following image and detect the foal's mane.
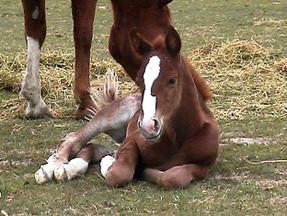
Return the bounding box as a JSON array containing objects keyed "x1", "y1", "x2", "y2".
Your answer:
[{"x1": 183, "y1": 57, "x2": 213, "y2": 101}]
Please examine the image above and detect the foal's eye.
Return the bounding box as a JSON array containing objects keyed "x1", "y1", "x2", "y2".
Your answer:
[{"x1": 168, "y1": 78, "x2": 177, "y2": 85}]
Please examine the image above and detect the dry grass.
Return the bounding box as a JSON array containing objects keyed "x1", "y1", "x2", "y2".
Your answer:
[
  {"x1": 0, "y1": 40, "x2": 286, "y2": 120},
  {"x1": 189, "y1": 40, "x2": 287, "y2": 120}
]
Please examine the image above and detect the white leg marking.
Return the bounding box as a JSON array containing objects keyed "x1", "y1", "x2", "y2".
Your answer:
[
  {"x1": 54, "y1": 158, "x2": 89, "y2": 181},
  {"x1": 32, "y1": 6, "x2": 39, "y2": 19},
  {"x1": 142, "y1": 56, "x2": 161, "y2": 124},
  {"x1": 23, "y1": 36, "x2": 41, "y2": 101},
  {"x1": 100, "y1": 155, "x2": 116, "y2": 178},
  {"x1": 21, "y1": 36, "x2": 50, "y2": 117}
]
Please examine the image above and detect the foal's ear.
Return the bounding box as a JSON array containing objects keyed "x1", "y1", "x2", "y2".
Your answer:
[
  {"x1": 165, "y1": 26, "x2": 181, "y2": 56},
  {"x1": 130, "y1": 29, "x2": 152, "y2": 56},
  {"x1": 158, "y1": 0, "x2": 173, "y2": 8}
]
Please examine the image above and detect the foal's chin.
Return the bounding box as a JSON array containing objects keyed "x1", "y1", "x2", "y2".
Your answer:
[{"x1": 141, "y1": 126, "x2": 163, "y2": 143}]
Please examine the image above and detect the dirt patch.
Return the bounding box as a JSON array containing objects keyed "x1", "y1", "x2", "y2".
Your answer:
[
  {"x1": 213, "y1": 172, "x2": 250, "y2": 181},
  {"x1": 254, "y1": 18, "x2": 287, "y2": 26},
  {"x1": 229, "y1": 137, "x2": 271, "y2": 145},
  {"x1": 256, "y1": 179, "x2": 287, "y2": 190}
]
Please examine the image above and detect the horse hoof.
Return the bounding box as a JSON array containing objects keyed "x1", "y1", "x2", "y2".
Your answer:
[
  {"x1": 34, "y1": 164, "x2": 55, "y2": 184},
  {"x1": 75, "y1": 105, "x2": 98, "y2": 120},
  {"x1": 54, "y1": 166, "x2": 68, "y2": 181},
  {"x1": 25, "y1": 104, "x2": 53, "y2": 119}
]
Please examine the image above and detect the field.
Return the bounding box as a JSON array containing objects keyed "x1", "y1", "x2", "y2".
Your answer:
[{"x1": 0, "y1": 0, "x2": 287, "y2": 215}]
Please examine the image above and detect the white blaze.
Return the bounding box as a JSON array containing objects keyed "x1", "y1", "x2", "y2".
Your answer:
[{"x1": 142, "y1": 56, "x2": 161, "y2": 123}]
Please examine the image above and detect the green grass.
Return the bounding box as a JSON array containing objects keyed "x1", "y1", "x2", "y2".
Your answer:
[{"x1": 0, "y1": 0, "x2": 287, "y2": 215}]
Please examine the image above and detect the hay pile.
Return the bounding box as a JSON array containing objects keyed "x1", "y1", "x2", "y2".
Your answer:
[
  {"x1": 188, "y1": 40, "x2": 287, "y2": 120},
  {"x1": 0, "y1": 40, "x2": 286, "y2": 120}
]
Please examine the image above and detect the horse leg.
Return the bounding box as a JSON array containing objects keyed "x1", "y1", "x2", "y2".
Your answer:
[
  {"x1": 143, "y1": 164, "x2": 209, "y2": 189},
  {"x1": 21, "y1": 0, "x2": 52, "y2": 118},
  {"x1": 101, "y1": 134, "x2": 139, "y2": 187},
  {"x1": 71, "y1": 0, "x2": 98, "y2": 119},
  {"x1": 34, "y1": 94, "x2": 140, "y2": 184},
  {"x1": 53, "y1": 143, "x2": 114, "y2": 181},
  {"x1": 155, "y1": 123, "x2": 219, "y2": 172}
]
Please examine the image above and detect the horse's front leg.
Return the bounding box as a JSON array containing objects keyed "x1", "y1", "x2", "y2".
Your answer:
[
  {"x1": 101, "y1": 134, "x2": 139, "y2": 187},
  {"x1": 156, "y1": 122, "x2": 219, "y2": 172},
  {"x1": 21, "y1": 0, "x2": 52, "y2": 118},
  {"x1": 143, "y1": 164, "x2": 209, "y2": 189},
  {"x1": 71, "y1": 0, "x2": 98, "y2": 119},
  {"x1": 35, "y1": 95, "x2": 141, "y2": 184}
]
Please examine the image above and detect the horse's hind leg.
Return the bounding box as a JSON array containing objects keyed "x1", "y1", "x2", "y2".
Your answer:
[
  {"x1": 53, "y1": 143, "x2": 114, "y2": 181},
  {"x1": 34, "y1": 94, "x2": 141, "y2": 184},
  {"x1": 71, "y1": 0, "x2": 98, "y2": 119},
  {"x1": 55, "y1": 94, "x2": 141, "y2": 162},
  {"x1": 21, "y1": 0, "x2": 52, "y2": 118},
  {"x1": 143, "y1": 164, "x2": 209, "y2": 189}
]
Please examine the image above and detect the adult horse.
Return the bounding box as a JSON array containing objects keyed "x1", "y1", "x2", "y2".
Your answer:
[
  {"x1": 21, "y1": 0, "x2": 174, "y2": 119},
  {"x1": 35, "y1": 26, "x2": 219, "y2": 189}
]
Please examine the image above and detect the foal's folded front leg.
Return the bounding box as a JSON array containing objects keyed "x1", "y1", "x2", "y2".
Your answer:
[
  {"x1": 143, "y1": 164, "x2": 209, "y2": 189},
  {"x1": 101, "y1": 135, "x2": 139, "y2": 187}
]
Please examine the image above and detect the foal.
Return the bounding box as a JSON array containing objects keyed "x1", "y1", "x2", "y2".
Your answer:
[
  {"x1": 35, "y1": 27, "x2": 219, "y2": 189},
  {"x1": 21, "y1": 0, "x2": 173, "y2": 119},
  {"x1": 101, "y1": 27, "x2": 219, "y2": 188}
]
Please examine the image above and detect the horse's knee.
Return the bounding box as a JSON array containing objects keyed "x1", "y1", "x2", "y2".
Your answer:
[
  {"x1": 159, "y1": 165, "x2": 209, "y2": 189},
  {"x1": 159, "y1": 173, "x2": 190, "y2": 189},
  {"x1": 105, "y1": 165, "x2": 134, "y2": 187},
  {"x1": 159, "y1": 166, "x2": 194, "y2": 189}
]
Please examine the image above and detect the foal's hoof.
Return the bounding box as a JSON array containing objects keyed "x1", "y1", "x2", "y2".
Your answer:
[
  {"x1": 34, "y1": 163, "x2": 57, "y2": 184},
  {"x1": 54, "y1": 166, "x2": 68, "y2": 181},
  {"x1": 55, "y1": 158, "x2": 89, "y2": 181},
  {"x1": 35, "y1": 153, "x2": 65, "y2": 184}
]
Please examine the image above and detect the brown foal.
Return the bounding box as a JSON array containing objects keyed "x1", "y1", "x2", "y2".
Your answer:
[{"x1": 102, "y1": 26, "x2": 219, "y2": 189}]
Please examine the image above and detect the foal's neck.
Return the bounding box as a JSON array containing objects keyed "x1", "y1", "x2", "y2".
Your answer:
[{"x1": 172, "y1": 58, "x2": 207, "y2": 138}]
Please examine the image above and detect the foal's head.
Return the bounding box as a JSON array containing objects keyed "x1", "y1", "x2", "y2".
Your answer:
[{"x1": 131, "y1": 26, "x2": 184, "y2": 141}]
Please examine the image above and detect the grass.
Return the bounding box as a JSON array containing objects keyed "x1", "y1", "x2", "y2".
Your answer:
[{"x1": 0, "y1": 0, "x2": 287, "y2": 215}]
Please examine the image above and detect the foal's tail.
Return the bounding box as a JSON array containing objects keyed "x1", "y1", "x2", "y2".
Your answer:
[
  {"x1": 92, "y1": 69, "x2": 119, "y2": 111},
  {"x1": 184, "y1": 58, "x2": 213, "y2": 101}
]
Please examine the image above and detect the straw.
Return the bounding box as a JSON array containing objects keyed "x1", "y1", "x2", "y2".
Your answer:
[{"x1": 0, "y1": 40, "x2": 286, "y2": 120}]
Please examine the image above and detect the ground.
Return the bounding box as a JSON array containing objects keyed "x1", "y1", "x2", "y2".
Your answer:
[{"x1": 0, "y1": 0, "x2": 287, "y2": 215}]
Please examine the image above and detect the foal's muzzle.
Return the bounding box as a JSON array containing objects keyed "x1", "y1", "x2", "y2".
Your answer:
[{"x1": 138, "y1": 117, "x2": 163, "y2": 140}]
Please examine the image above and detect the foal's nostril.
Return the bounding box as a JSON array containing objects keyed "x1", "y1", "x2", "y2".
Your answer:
[
  {"x1": 138, "y1": 119, "x2": 142, "y2": 129},
  {"x1": 153, "y1": 118, "x2": 160, "y2": 130}
]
